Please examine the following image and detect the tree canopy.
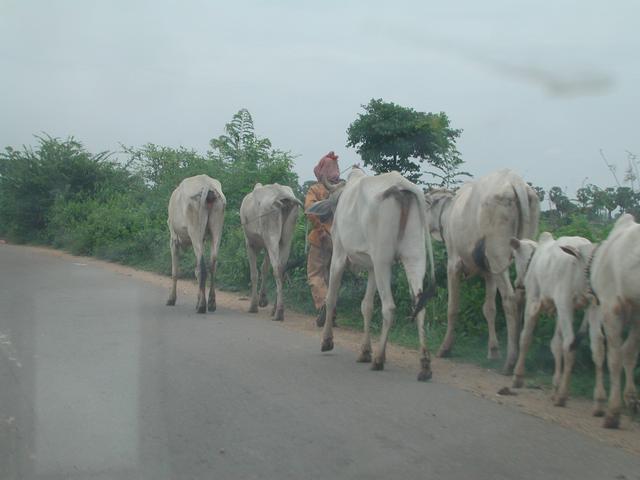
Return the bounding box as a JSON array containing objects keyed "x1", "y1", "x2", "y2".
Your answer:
[{"x1": 346, "y1": 99, "x2": 466, "y2": 186}]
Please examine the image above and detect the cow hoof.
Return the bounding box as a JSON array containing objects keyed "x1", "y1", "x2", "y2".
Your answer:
[
  {"x1": 196, "y1": 305, "x2": 206, "y2": 314},
  {"x1": 371, "y1": 360, "x2": 384, "y2": 371},
  {"x1": 357, "y1": 351, "x2": 372, "y2": 363},
  {"x1": 208, "y1": 303, "x2": 216, "y2": 312},
  {"x1": 488, "y1": 347, "x2": 501, "y2": 360},
  {"x1": 259, "y1": 295, "x2": 269, "y2": 308},
  {"x1": 436, "y1": 347, "x2": 452, "y2": 358},
  {"x1": 624, "y1": 394, "x2": 639, "y2": 413},
  {"x1": 501, "y1": 362, "x2": 515, "y2": 376},
  {"x1": 248, "y1": 304, "x2": 258, "y2": 314},
  {"x1": 603, "y1": 414, "x2": 620, "y2": 429},
  {"x1": 512, "y1": 375, "x2": 525, "y2": 389},
  {"x1": 553, "y1": 396, "x2": 567, "y2": 407},
  {"x1": 417, "y1": 369, "x2": 432, "y2": 382},
  {"x1": 321, "y1": 338, "x2": 334, "y2": 352},
  {"x1": 592, "y1": 406, "x2": 606, "y2": 417},
  {"x1": 166, "y1": 299, "x2": 176, "y2": 306}
]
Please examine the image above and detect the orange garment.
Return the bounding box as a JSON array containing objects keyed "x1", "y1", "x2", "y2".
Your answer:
[
  {"x1": 305, "y1": 182, "x2": 333, "y2": 309},
  {"x1": 304, "y1": 182, "x2": 332, "y2": 247}
]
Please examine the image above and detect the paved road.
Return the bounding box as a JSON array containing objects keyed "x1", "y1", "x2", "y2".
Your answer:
[{"x1": 1, "y1": 245, "x2": 639, "y2": 480}]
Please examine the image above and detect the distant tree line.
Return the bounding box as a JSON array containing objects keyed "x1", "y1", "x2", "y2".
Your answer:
[{"x1": 527, "y1": 182, "x2": 640, "y2": 223}]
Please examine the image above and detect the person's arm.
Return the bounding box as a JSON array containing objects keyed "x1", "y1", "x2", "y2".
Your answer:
[{"x1": 305, "y1": 185, "x2": 327, "y2": 231}]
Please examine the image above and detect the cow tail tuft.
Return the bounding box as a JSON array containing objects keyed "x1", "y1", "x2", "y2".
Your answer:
[{"x1": 472, "y1": 237, "x2": 490, "y2": 272}]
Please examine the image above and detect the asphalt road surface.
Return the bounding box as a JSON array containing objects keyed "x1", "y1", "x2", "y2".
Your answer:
[{"x1": 1, "y1": 244, "x2": 639, "y2": 480}]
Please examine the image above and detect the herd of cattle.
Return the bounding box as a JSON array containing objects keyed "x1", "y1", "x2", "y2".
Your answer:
[{"x1": 165, "y1": 169, "x2": 639, "y2": 429}]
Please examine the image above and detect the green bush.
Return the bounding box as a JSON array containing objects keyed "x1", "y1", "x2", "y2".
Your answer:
[{"x1": 3, "y1": 121, "x2": 637, "y2": 399}]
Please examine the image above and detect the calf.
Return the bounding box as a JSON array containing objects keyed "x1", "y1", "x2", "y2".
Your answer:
[{"x1": 510, "y1": 233, "x2": 595, "y2": 406}]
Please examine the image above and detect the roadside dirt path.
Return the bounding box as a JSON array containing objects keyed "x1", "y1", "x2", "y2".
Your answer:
[{"x1": 28, "y1": 245, "x2": 640, "y2": 455}]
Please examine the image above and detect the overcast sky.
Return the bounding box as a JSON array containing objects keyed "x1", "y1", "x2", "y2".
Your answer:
[{"x1": 1, "y1": 1, "x2": 638, "y2": 195}]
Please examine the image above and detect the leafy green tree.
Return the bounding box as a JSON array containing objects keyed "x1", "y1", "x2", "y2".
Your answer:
[
  {"x1": 0, "y1": 135, "x2": 132, "y2": 242},
  {"x1": 615, "y1": 186, "x2": 635, "y2": 213},
  {"x1": 548, "y1": 186, "x2": 576, "y2": 218},
  {"x1": 597, "y1": 187, "x2": 618, "y2": 220},
  {"x1": 576, "y1": 186, "x2": 591, "y2": 210},
  {"x1": 208, "y1": 108, "x2": 299, "y2": 209},
  {"x1": 125, "y1": 143, "x2": 210, "y2": 189},
  {"x1": 527, "y1": 183, "x2": 545, "y2": 203},
  {"x1": 346, "y1": 99, "x2": 466, "y2": 185}
]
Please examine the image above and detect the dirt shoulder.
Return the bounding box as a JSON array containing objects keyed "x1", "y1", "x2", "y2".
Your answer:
[{"x1": 26, "y1": 245, "x2": 640, "y2": 456}]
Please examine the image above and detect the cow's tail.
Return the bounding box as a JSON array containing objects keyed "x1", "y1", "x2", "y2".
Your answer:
[
  {"x1": 381, "y1": 186, "x2": 413, "y2": 240},
  {"x1": 274, "y1": 195, "x2": 303, "y2": 217},
  {"x1": 274, "y1": 195, "x2": 302, "y2": 239},
  {"x1": 512, "y1": 177, "x2": 532, "y2": 239},
  {"x1": 198, "y1": 187, "x2": 218, "y2": 238},
  {"x1": 381, "y1": 184, "x2": 436, "y2": 316},
  {"x1": 273, "y1": 194, "x2": 303, "y2": 272}
]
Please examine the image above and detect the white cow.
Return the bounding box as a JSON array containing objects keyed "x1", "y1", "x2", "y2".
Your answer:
[
  {"x1": 510, "y1": 233, "x2": 595, "y2": 406},
  {"x1": 424, "y1": 169, "x2": 540, "y2": 374},
  {"x1": 306, "y1": 167, "x2": 436, "y2": 380},
  {"x1": 587, "y1": 214, "x2": 640, "y2": 428},
  {"x1": 166, "y1": 174, "x2": 226, "y2": 313},
  {"x1": 240, "y1": 183, "x2": 302, "y2": 321}
]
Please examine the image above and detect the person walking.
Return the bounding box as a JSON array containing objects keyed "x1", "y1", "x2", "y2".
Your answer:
[{"x1": 304, "y1": 151, "x2": 340, "y2": 327}]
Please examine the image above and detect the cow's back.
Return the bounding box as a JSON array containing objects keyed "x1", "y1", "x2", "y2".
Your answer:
[
  {"x1": 447, "y1": 169, "x2": 536, "y2": 274},
  {"x1": 333, "y1": 172, "x2": 426, "y2": 263},
  {"x1": 529, "y1": 235, "x2": 592, "y2": 303},
  {"x1": 592, "y1": 215, "x2": 640, "y2": 307},
  {"x1": 168, "y1": 175, "x2": 225, "y2": 243},
  {"x1": 241, "y1": 183, "x2": 299, "y2": 247}
]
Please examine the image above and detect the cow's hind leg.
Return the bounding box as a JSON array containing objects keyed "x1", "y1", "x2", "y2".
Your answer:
[
  {"x1": 437, "y1": 261, "x2": 461, "y2": 358},
  {"x1": 272, "y1": 264, "x2": 285, "y2": 321},
  {"x1": 483, "y1": 274, "x2": 500, "y2": 360},
  {"x1": 207, "y1": 210, "x2": 223, "y2": 312},
  {"x1": 554, "y1": 301, "x2": 576, "y2": 407},
  {"x1": 403, "y1": 257, "x2": 432, "y2": 381},
  {"x1": 321, "y1": 251, "x2": 347, "y2": 353},
  {"x1": 247, "y1": 245, "x2": 260, "y2": 313},
  {"x1": 550, "y1": 323, "x2": 563, "y2": 397},
  {"x1": 265, "y1": 243, "x2": 284, "y2": 321},
  {"x1": 603, "y1": 311, "x2": 624, "y2": 428},
  {"x1": 357, "y1": 271, "x2": 377, "y2": 363},
  {"x1": 258, "y1": 255, "x2": 270, "y2": 308},
  {"x1": 166, "y1": 237, "x2": 179, "y2": 306},
  {"x1": 622, "y1": 316, "x2": 640, "y2": 413},
  {"x1": 207, "y1": 254, "x2": 218, "y2": 312},
  {"x1": 513, "y1": 298, "x2": 541, "y2": 388},
  {"x1": 372, "y1": 262, "x2": 395, "y2": 371},
  {"x1": 496, "y1": 272, "x2": 519, "y2": 375},
  {"x1": 588, "y1": 307, "x2": 607, "y2": 417},
  {"x1": 193, "y1": 249, "x2": 207, "y2": 313}
]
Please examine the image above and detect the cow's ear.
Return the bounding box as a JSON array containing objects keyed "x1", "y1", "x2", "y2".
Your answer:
[
  {"x1": 510, "y1": 237, "x2": 521, "y2": 250},
  {"x1": 560, "y1": 245, "x2": 580, "y2": 259},
  {"x1": 306, "y1": 200, "x2": 334, "y2": 223}
]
